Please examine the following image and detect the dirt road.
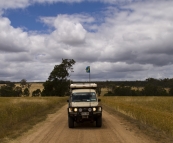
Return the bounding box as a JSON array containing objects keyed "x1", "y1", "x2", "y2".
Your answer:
[{"x1": 11, "y1": 104, "x2": 156, "y2": 143}]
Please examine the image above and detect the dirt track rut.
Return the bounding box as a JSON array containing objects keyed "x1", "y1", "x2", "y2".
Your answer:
[{"x1": 11, "y1": 104, "x2": 156, "y2": 143}]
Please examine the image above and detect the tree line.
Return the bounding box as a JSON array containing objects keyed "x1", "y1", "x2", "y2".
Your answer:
[
  {"x1": 1, "y1": 58, "x2": 173, "y2": 97},
  {"x1": 104, "y1": 83, "x2": 173, "y2": 96},
  {"x1": 0, "y1": 59, "x2": 75, "y2": 97},
  {"x1": 0, "y1": 79, "x2": 30, "y2": 97}
]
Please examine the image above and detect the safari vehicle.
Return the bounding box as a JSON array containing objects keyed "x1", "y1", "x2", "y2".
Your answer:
[{"x1": 67, "y1": 83, "x2": 102, "y2": 128}]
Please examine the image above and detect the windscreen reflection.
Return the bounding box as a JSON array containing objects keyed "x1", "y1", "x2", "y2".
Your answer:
[{"x1": 72, "y1": 92, "x2": 97, "y2": 102}]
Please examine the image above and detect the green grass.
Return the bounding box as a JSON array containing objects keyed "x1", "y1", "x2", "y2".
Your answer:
[
  {"x1": 101, "y1": 96, "x2": 173, "y2": 136},
  {"x1": 0, "y1": 97, "x2": 67, "y2": 140}
]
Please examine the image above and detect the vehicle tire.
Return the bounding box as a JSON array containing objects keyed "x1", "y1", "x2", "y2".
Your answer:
[
  {"x1": 68, "y1": 116, "x2": 74, "y2": 128},
  {"x1": 96, "y1": 116, "x2": 102, "y2": 127}
]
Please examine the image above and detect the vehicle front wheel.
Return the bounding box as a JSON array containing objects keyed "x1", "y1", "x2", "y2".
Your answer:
[
  {"x1": 96, "y1": 116, "x2": 102, "y2": 127},
  {"x1": 68, "y1": 116, "x2": 74, "y2": 128}
]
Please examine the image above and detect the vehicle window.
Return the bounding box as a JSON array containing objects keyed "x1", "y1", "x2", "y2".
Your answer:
[{"x1": 72, "y1": 92, "x2": 97, "y2": 102}]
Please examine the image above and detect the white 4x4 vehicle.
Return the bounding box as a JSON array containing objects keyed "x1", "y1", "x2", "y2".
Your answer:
[{"x1": 67, "y1": 83, "x2": 102, "y2": 128}]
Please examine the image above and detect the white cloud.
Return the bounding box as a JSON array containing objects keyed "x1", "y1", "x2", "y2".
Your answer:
[
  {"x1": 0, "y1": 17, "x2": 30, "y2": 52},
  {"x1": 40, "y1": 14, "x2": 97, "y2": 45},
  {"x1": 51, "y1": 15, "x2": 87, "y2": 44},
  {"x1": 0, "y1": 0, "x2": 173, "y2": 81},
  {"x1": 93, "y1": 0, "x2": 173, "y2": 65},
  {"x1": 0, "y1": 0, "x2": 30, "y2": 9}
]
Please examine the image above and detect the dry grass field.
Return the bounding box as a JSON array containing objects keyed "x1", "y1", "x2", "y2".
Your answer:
[
  {"x1": 15, "y1": 82, "x2": 44, "y2": 90},
  {"x1": 0, "y1": 83, "x2": 44, "y2": 96},
  {"x1": 101, "y1": 96, "x2": 173, "y2": 137},
  {"x1": 131, "y1": 86, "x2": 144, "y2": 91},
  {"x1": 15, "y1": 83, "x2": 44, "y2": 96},
  {"x1": 100, "y1": 88, "x2": 108, "y2": 96},
  {"x1": 0, "y1": 96, "x2": 67, "y2": 140},
  {"x1": 28, "y1": 83, "x2": 44, "y2": 96},
  {"x1": 0, "y1": 84, "x2": 5, "y2": 87}
]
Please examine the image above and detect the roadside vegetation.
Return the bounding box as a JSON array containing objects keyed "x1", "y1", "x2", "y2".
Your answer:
[
  {"x1": 101, "y1": 96, "x2": 173, "y2": 137},
  {"x1": 0, "y1": 97, "x2": 67, "y2": 140},
  {"x1": 102, "y1": 78, "x2": 173, "y2": 96},
  {"x1": 104, "y1": 84, "x2": 172, "y2": 96},
  {"x1": 0, "y1": 58, "x2": 173, "y2": 140},
  {"x1": 42, "y1": 59, "x2": 75, "y2": 96},
  {"x1": 0, "y1": 59, "x2": 76, "y2": 97},
  {"x1": 0, "y1": 59, "x2": 75, "y2": 141}
]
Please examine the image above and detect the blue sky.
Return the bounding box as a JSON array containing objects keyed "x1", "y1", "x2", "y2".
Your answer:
[
  {"x1": 4, "y1": 2, "x2": 109, "y2": 31},
  {"x1": 0, "y1": 0, "x2": 173, "y2": 82}
]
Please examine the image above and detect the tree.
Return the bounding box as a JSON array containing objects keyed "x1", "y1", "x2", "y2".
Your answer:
[
  {"x1": 96, "y1": 83, "x2": 103, "y2": 96},
  {"x1": 142, "y1": 84, "x2": 168, "y2": 96},
  {"x1": 6, "y1": 82, "x2": 16, "y2": 89},
  {"x1": 113, "y1": 85, "x2": 134, "y2": 96},
  {"x1": 20, "y1": 79, "x2": 31, "y2": 89},
  {"x1": 32, "y1": 89, "x2": 41, "y2": 97},
  {"x1": 0, "y1": 85, "x2": 14, "y2": 97},
  {"x1": 23, "y1": 88, "x2": 30, "y2": 96},
  {"x1": 20, "y1": 79, "x2": 27, "y2": 88},
  {"x1": 169, "y1": 87, "x2": 173, "y2": 96},
  {"x1": 14, "y1": 86, "x2": 23, "y2": 97},
  {"x1": 19, "y1": 79, "x2": 31, "y2": 96},
  {"x1": 0, "y1": 82, "x2": 20, "y2": 97},
  {"x1": 96, "y1": 86, "x2": 102, "y2": 96},
  {"x1": 42, "y1": 59, "x2": 75, "y2": 96}
]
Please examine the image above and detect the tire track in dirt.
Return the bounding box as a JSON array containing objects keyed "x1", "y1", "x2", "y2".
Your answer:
[{"x1": 10, "y1": 104, "x2": 157, "y2": 143}]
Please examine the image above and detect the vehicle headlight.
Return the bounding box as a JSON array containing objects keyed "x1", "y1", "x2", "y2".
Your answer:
[
  {"x1": 74, "y1": 108, "x2": 78, "y2": 112},
  {"x1": 93, "y1": 107, "x2": 96, "y2": 111},
  {"x1": 88, "y1": 108, "x2": 92, "y2": 112},
  {"x1": 79, "y1": 108, "x2": 82, "y2": 112}
]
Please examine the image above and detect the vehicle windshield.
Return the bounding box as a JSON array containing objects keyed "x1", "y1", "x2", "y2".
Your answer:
[{"x1": 72, "y1": 92, "x2": 97, "y2": 102}]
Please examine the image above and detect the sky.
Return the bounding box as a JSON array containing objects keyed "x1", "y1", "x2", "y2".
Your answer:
[{"x1": 0, "y1": 0, "x2": 173, "y2": 82}]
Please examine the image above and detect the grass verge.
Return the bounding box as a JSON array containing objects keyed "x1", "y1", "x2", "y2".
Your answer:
[
  {"x1": 101, "y1": 96, "x2": 173, "y2": 137},
  {"x1": 0, "y1": 97, "x2": 67, "y2": 141}
]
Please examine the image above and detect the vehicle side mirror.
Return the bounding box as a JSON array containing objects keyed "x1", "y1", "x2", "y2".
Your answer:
[
  {"x1": 67, "y1": 100, "x2": 69, "y2": 102},
  {"x1": 98, "y1": 99, "x2": 101, "y2": 102}
]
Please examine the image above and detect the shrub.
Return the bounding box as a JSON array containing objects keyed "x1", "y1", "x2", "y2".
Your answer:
[{"x1": 32, "y1": 89, "x2": 41, "y2": 97}]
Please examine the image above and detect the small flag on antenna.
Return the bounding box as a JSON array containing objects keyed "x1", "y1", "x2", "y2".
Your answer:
[{"x1": 86, "y1": 66, "x2": 90, "y2": 73}]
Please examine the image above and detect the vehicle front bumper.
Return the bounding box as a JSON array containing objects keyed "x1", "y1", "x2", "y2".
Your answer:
[{"x1": 67, "y1": 106, "x2": 102, "y2": 119}]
